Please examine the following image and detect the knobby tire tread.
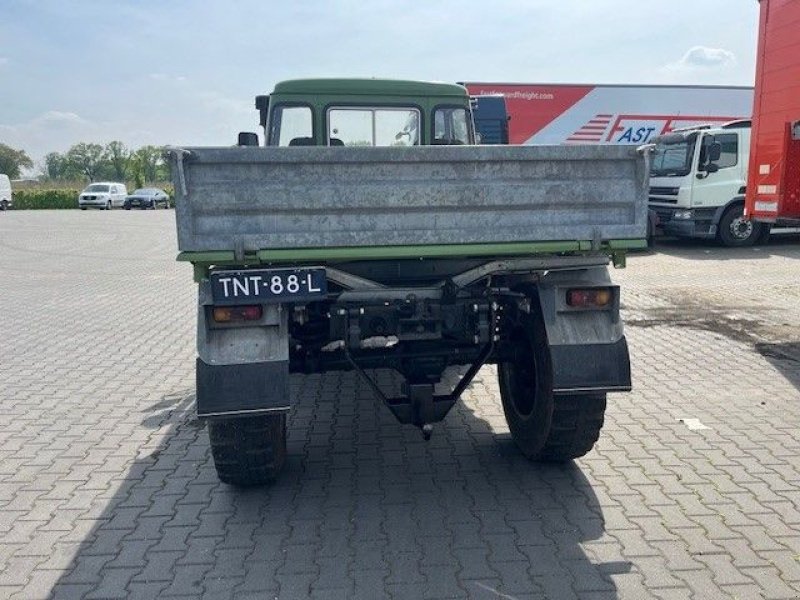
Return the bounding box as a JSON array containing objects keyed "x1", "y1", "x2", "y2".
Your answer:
[{"x1": 208, "y1": 414, "x2": 286, "y2": 486}]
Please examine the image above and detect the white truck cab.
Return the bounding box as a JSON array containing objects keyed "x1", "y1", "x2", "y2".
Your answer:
[
  {"x1": 648, "y1": 121, "x2": 763, "y2": 246},
  {"x1": 0, "y1": 174, "x2": 11, "y2": 210}
]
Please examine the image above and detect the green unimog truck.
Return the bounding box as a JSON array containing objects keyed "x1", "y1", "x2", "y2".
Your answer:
[{"x1": 168, "y1": 78, "x2": 647, "y2": 486}]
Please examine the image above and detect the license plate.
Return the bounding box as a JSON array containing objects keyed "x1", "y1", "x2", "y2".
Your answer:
[{"x1": 211, "y1": 267, "x2": 327, "y2": 305}]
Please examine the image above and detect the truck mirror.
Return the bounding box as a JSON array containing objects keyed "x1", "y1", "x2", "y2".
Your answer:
[
  {"x1": 255, "y1": 95, "x2": 270, "y2": 128},
  {"x1": 708, "y1": 141, "x2": 722, "y2": 162},
  {"x1": 238, "y1": 132, "x2": 259, "y2": 147},
  {"x1": 792, "y1": 120, "x2": 800, "y2": 140},
  {"x1": 705, "y1": 163, "x2": 719, "y2": 174}
]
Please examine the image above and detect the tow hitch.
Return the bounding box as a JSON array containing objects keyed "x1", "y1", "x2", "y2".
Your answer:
[
  {"x1": 334, "y1": 293, "x2": 497, "y2": 437},
  {"x1": 344, "y1": 341, "x2": 494, "y2": 438}
]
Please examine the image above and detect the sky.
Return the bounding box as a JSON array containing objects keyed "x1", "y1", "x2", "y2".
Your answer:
[{"x1": 0, "y1": 0, "x2": 761, "y2": 170}]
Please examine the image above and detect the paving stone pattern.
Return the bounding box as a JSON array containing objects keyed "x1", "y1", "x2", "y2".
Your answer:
[{"x1": 1, "y1": 211, "x2": 800, "y2": 599}]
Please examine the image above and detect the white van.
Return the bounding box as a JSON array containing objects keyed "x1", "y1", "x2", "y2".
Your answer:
[
  {"x1": 0, "y1": 174, "x2": 11, "y2": 210},
  {"x1": 78, "y1": 182, "x2": 128, "y2": 210}
]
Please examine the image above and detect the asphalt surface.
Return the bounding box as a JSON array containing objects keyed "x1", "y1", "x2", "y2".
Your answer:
[{"x1": 1, "y1": 210, "x2": 799, "y2": 599}]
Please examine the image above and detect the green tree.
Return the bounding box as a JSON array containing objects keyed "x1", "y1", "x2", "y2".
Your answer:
[
  {"x1": 42, "y1": 152, "x2": 76, "y2": 181},
  {"x1": 65, "y1": 143, "x2": 104, "y2": 181},
  {"x1": 103, "y1": 141, "x2": 130, "y2": 181},
  {"x1": 132, "y1": 145, "x2": 164, "y2": 183},
  {"x1": 0, "y1": 144, "x2": 34, "y2": 179}
]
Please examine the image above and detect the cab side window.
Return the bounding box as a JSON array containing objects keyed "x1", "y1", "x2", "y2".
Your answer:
[
  {"x1": 703, "y1": 133, "x2": 738, "y2": 169},
  {"x1": 716, "y1": 134, "x2": 738, "y2": 169},
  {"x1": 268, "y1": 105, "x2": 314, "y2": 146},
  {"x1": 433, "y1": 107, "x2": 471, "y2": 145}
]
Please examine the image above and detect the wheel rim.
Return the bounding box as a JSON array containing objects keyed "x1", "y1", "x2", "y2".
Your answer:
[
  {"x1": 729, "y1": 215, "x2": 753, "y2": 240},
  {"x1": 507, "y1": 326, "x2": 537, "y2": 418}
]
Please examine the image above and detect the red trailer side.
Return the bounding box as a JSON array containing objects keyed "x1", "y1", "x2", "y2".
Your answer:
[{"x1": 745, "y1": 0, "x2": 800, "y2": 222}]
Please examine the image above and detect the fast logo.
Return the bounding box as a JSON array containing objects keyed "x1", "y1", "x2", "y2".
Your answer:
[{"x1": 567, "y1": 114, "x2": 743, "y2": 145}]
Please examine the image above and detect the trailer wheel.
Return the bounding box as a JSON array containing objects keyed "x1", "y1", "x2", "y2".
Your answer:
[
  {"x1": 207, "y1": 413, "x2": 287, "y2": 486},
  {"x1": 498, "y1": 305, "x2": 606, "y2": 461},
  {"x1": 718, "y1": 204, "x2": 761, "y2": 247}
]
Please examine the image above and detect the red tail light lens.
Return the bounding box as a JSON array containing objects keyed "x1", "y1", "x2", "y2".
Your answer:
[
  {"x1": 566, "y1": 288, "x2": 613, "y2": 308},
  {"x1": 212, "y1": 305, "x2": 263, "y2": 323}
]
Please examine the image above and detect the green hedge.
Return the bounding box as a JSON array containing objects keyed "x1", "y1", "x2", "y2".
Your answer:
[
  {"x1": 11, "y1": 184, "x2": 175, "y2": 209},
  {"x1": 12, "y1": 189, "x2": 81, "y2": 210}
]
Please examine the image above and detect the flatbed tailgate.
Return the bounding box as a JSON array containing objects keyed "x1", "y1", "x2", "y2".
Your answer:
[{"x1": 169, "y1": 145, "x2": 647, "y2": 254}]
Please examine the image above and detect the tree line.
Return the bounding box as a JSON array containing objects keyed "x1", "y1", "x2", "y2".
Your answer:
[{"x1": 0, "y1": 142, "x2": 169, "y2": 187}]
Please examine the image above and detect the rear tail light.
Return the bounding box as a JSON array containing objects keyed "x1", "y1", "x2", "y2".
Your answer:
[
  {"x1": 566, "y1": 288, "x2": 613, "y2": 308},
  {"x1": 212, "y1": 305, "x2": 263, "y2": 323}
]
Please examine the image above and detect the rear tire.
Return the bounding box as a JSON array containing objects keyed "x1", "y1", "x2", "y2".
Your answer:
[
  {"x1": 498, "y1": 304, "x2": 554, "y2": 458},
  {"x1": 207, "y1": 413, "x2": 287, "y2": 486},
  {"x1": 537, "y1": 394, "x2": 607, "y2": 461},
  {"x1": 498, "y1": 297, "x2": 606, "y2": 461},
  {"x1": 718, "y1": 204, "x2": 760, "y2": 247}
]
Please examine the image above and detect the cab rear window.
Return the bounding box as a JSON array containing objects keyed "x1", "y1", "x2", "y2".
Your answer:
[{"x1": 326, "y1": 107, "x2": 420, "y2": 147}]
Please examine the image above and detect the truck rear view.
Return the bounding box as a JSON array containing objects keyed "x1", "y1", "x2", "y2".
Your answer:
[
  {"x1": 744, "y1": 0, "x2": 800, "y2": 223},
  {"x1": 471, "y1": 95, "x2": 510, "y2": 144},
  {"x1": 170, "y1": 78, "x2": 647, "y2": 486}
]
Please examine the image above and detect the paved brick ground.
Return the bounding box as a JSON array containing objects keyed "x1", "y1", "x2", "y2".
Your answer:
[{"x1": 1, "y1": 210, "x2": 799, "y2": 599}]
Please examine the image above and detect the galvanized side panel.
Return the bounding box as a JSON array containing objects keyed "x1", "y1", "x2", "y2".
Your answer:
[{"x1": 170, "y1": 145, "x2": 648, "y2": 254}]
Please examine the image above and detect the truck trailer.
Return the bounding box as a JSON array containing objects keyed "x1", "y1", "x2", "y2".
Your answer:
[
  {"x1": 463, "y1": 82, "x2": 754, "y2": 146},
  {"x1": 170, "y1": 78, "x2": 647, "y2": 486},
  {"x1": 744, "y1": 0, "x2": 800, "y2": 224}
]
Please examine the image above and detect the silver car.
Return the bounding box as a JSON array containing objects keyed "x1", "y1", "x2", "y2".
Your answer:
[{"x1": 78, "y1": 182, "x2": 128, "y2": 210}]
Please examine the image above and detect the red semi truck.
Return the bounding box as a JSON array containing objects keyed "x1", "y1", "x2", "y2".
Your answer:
[
  {"x1": 463, "y1": 82, "x2": 753, "y2": 146},
  {"x1": 744, "y1": 0, "x2": 800, "y2": 223}
]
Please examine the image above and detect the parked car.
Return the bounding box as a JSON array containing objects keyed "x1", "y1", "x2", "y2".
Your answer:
[
  {"x1": 124, "y1": 188, "x2": 170, "y2": 210},
  {"x1": 0, "y1": 174, "x2": 11, "y2": 210},
  {"x1": 78, "y1": 182, "x2": 128, "y2": 210}
]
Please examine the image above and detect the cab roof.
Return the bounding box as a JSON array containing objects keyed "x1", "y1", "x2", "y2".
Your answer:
[{"x1": 272, "y1": 78, "x2": 469, "y2": 98}]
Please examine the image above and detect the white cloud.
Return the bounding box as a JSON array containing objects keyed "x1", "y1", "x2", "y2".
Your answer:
[
  {"x1": 34, "y1": 111, "x2": 91, "y2": 127},
  {"x1": 666, "y1": 46, "x2": 737, "y2": 71},
  {"x1": 0, "y1": 111, "x2": 103, "y2": 166}
]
